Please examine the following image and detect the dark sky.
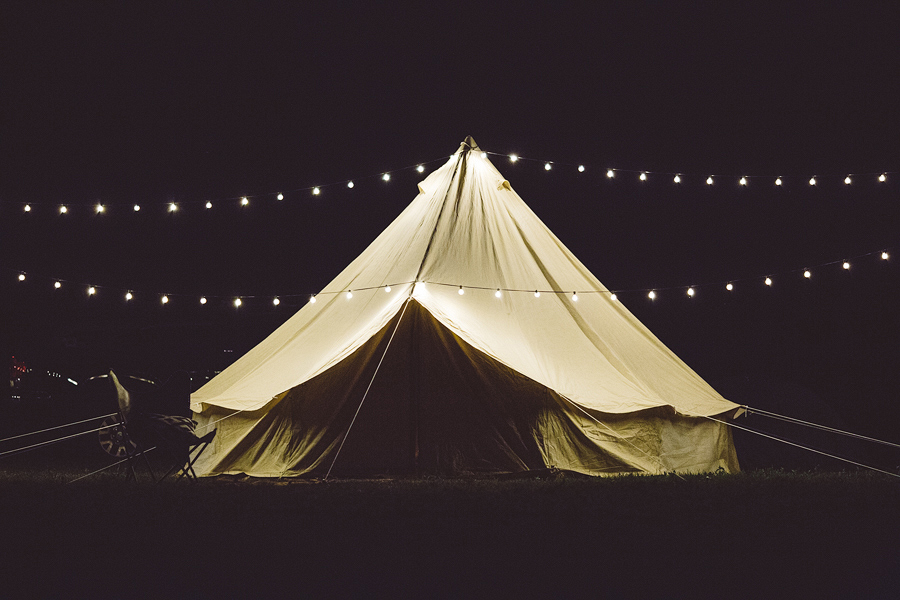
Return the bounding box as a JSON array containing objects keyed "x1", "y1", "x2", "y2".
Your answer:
[{"x1": 2, "y1": 2, "x2": 899, "y2": 451}]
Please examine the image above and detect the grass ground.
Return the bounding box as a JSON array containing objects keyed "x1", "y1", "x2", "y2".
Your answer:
[{"x1": 1, "y1": 464, "x2": 899, "y2": 599}]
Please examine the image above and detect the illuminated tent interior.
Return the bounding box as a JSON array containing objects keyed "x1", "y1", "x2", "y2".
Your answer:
[{"x1": 190, "y1": 137, "x2": 741, "y2": 477}]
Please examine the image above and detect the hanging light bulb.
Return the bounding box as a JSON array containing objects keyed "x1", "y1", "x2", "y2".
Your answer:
[
  {"x1": 312, "y1": 187, "x2": 320, "y2": 195},
  {"x1": 59, "y1": 205, "x2": 68, "y2": 214},
  {"x1": 844, "y1": 176, "x2": 852, "y2": 185},
  {"x1": 347, "y1": 181, "x2": 355, "y2": 188},
  {"x1": 309, "y1": 295, "x2": 317, "y2": 304},
  {"x1": 234, "y1": 298, "x2": 242, "y2": 308},
  {"x1": 879, "y1": 173, "x2": 887, "y2": 182},
  {"x1": 571, "y1": 292, "x2": 578, "y2": 301},
  {"x1": 739, "y1": 177, "x2": 748, "y2": 186},
  {"x1": 161, "y1": 295, "x2": 169, "y2": 304},
  {"x1": 133, "y1": 204, "x2": 141, "y2": 211},
  {"x1": 509, "y1": 154, "x2": 518, "y2": 162},
  {"x1": 480, "y1": 152, "x2": 487, "y2": 159},
  {"x1": 88, "y1": 286, "x2": 96, "y2": 295},
  {"x1": 205, "y1": 201, "x2": 212, "y2": 209},
  {"x1": 18, "y1": 273, "x2": 25, "y2": 281},
  {"x1": 273, "y1": 297, "x2": 280, "y2": 306},
  {"x1": 843, "y1": 261, "x2": 850, "y2": 270},
  {"x1": 882, "y1": 251, "x2": 890, "y2": 260},
  {"x1": 726, "y1": 283, "x2": 734, "y2": 291},
  {"x1": 639, "y1": 172, "x2": 647, "y2": 181},
  {"x1": 382, "y1": 173, "x2": 391, "y2": 181},
  {"x1": 168, "y1": 203, "x2": 177, "y2": 212},
  {"x1": 578, "y1": 165, "x2": 585, "y2": 173},
  {"x1": 495, "y1": 289, "x2": 502, "y2": 298},
  {"x1": 607, "y1": 169, "x2": 615, "y2": 178},
  {"x1": 346, "y1": 290, "x2": 353, "y2": 299},
  {"x1": 200, "y1": 297, "x2": 207, "y2": 305},
  {"x1": 765, "y1": 277, "x2": 773, "y2": 286},
  {"x1": 648, "y1": 290, "x2": 656, "y2": 300},
  {"x1": 125, "y1": 291, "x2": 133, "y2": 300},
  {"x1": 24, "y1": 204, "x2": 31, "y2": 212},
  {"x1": 416, "y1": 165, "x2": 424, "y2": 173},
  {"x1": 458, "y1": 286, "x2": 465, "y2": 295},
  {"x1": 706, "y1": 176, "x2": 714, "y2": 185},
  {"x1": 775, "y1": 177, "x2": 783, "y2": 186},
  {"x1": 544, "y1": 163, "x2": 552, "y2": 171},
  {"x1": 804, "y1": 270, "x2": 811, "y2": 279},
  {"x1": 809, "y1": 177, "x2": 817, "y2": 186},
  {"x1": 54, "y1": 281, "x2": 62, "y2": 289},
  {"x1": 240, "y1": 197, "x2": 249, "y2": 206},
  {"x1": 534, "y1": 290, "x2": 541, "y2": 298},
  {"x1": 384, "y1": 285, "x2": 391, "y2": 293},
  {"x1": 610, "y1": 293, "x2": 617, "y2": 301},
  {"x1": 673, "y1": 174, "x2": 681, "y2": 184},
  {"x1": 96, "y1": 204, "x2": 105, "y2": 213},
  {"x1": 277, "y1": 193, "x2": 284, "y2": 200},
  {"x1": 687, "y1": 287, "x2": 695, "y2": 297}
]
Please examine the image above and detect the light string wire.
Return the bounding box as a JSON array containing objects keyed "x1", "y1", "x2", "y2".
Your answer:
[
  {"x1": 707, "y1": 414, "x2": 900, "y2": 479},
  {"x1": 4, "y1": 149, "x2": 894, "y2": 214},
  {"x1": 742, "y1": 405, "x2": 900, "y2": 450},
  {"x1": 0, "y1": 422, "x2": 119, "y2": 459},
  {"x1": 4, "y1": 244, "x2": 892, "y2": 307},
  {"x1": 0, "y1": 412, "x2": 116, "y2": 445}
]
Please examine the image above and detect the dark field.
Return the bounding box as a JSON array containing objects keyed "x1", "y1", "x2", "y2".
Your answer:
[{"x1": 1, "y1": 465, "x2": 898, "y2": 599}]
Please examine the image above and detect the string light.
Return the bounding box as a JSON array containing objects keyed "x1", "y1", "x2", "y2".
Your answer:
[
  {"x1": 571, "y1": 292, "x2": 578, "y2": 301},
  {"x1": 59, "y1": 205, "x2": 68, "y2": 214},
  {"x1": 18, "y1": 273, "x2": 25, "y2": 281},
  {"x1": 273, "y1": 297, "x2": 280, "y2": 306},
  {"x1": 161, "y1": 295, "x2": 169, "y2": 304},
  {"x1": 843, "y1": 261, "x2": 851, "y2": 270},
  {"x1": 844, "y1": 176, "x2": 852, "y2": 185},
  {"x1": 495, "y1": 289, "x2": 502, "y2": 298},
  {"x1": 765, "y1": 277, "x2": 773, "y2": 286},
  {"x1": 310, "y1": 295, "x2": 317, "y2": 304},
  {"x1": 607, "y1": 169, "x2": 615, "y2": 178},
  {"x1": 346, "y1": 291, "x2": 353, "y2": 299},
  {"x1": 726, "y1": 283, "x2": 734, "y2": 291},
  {"x1": 673, "y1": 174, "x2": 681, "y2": 184},
  {"x1": 416, "y1": 166, "x2": 424, "y2": 173},
  {"x1": 804, "y1": 270, "x2": 811, "y2": 279},
  {"x1": 125, "y1": 291, "x2": 133, "y2": 300},
  {"x1": 534, "y1": 291, "x2": 540, "y2": 298},
  {"x1": 312, "y1": 187, "x2": 320, "y2": 195},
  {"x1": 578, "y1": 165, "x2": 585, "y2": 173},
  {"x1": 384, "y1": 285, "x2": 391, "y2": 293},
  {"x1": 54, "y1": 281, "x2": 61, "y2": 289},
  {"x1": 96, "y1": 204, "x2": 105, "y2": 213},
  {"x1": 639, "y1": 173, "x2": 647, "y2": 181},
  {"x1": 240, "y1": 197, "x2": 249, "y2": 206},
  {"x1": 775, "y1": 177, "x2": 783, "y2": 186},
  {"x1": 809, "y1": 177, "x2": 817, "y2": 186},
  {"x1": 205, "y1": 201, "x2": 212, "y2": 209},
  {"x1": 382, "y1": 173, "x2": 391, "y2": 181},
  {"x1": 200, "y1": 297, "x2": 207, "y2": 305},
  {"x1": 234, "y1": 298, "x2": 242, "y2": 307},
  {"x1": 24, "y1": 204, "x2": 31, "y2": 212},
  {"x1": 88, "y1": 286, "x2": 96, "y2": 295},
  {"x1": 739, "y1": 177, "x2": 748, "y2": 186},
  {"x1": 544, "y1": 163, "x2": 552, "y2": 171},
  {"x1": 648, "y1": 290, "x2": 656, "y2": 300},
  {"x1": 168, "y1": 203, "x2": 177, "y2": 212},
  {"x1": 133, "y1": 205, "x2": 140, "y2": 212},
  {"x1": 347, "y1": 181, "x2": 354, "y2": 188},
  {"x1": 480, "y1": 152, "x2": 487, "y2": 159},
  {"x1": 882, "y1": 251, "x2": 890, "y2": 260},
  {"x1": 706, "y1": 176, "x2": 714, "y2": 185},
  {"x1": 879, "y1": 173, "x2": 887, "y2": 182},
  {"x1": 277, "y1": 193, "x2": 284, "y2": 200},
  {"x1": 509, "y1": 155, "x2": 518, "y2": 162},
  {"x1": 610, "y1": 293, "x2": 617, "y2": 301},
  {"x1": 687, "y1": 287, "x2": 695, "y2": 297},
  {"x1": 458, "y1": 286, "x2": 465, "y2": 295}
]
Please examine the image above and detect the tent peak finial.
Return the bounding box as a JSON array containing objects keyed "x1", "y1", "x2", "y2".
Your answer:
[{"x1": 460, "y1": 136, "x2": 480, "y2": 152}]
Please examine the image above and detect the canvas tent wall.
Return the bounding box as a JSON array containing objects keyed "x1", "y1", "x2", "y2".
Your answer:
[{"x1": 190, "y1": 137, "x2": 740, "y2": 477}]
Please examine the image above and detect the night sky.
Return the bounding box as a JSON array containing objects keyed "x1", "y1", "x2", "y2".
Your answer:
[{"x1": 2, "y1": 3, "x2": 899, "y2": 462}]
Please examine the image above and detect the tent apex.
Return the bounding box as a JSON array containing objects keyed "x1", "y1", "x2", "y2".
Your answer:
[{"x1": 460, "y1": 136, "x2": 480, "y2": 152}]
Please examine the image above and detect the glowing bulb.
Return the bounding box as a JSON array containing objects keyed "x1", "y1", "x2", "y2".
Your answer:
[
  {"x1": 277, "y1": 193, "x2": 284, "y2": 200},
  {"x1": 648, "y1": 290, "x2": 656, "y2": 300},
  {"x1": 59, "y1": 205, "x2": 68, "y2": 214},
  {"x1": 809, "y1": 177, "x2": 816, "y2": 186},
  {"x1": 346, "y1": 291, "x2": 353, "y2": 299},
  {"x1": 161, "y1": 295, "x2": 169, "y2": 304},
  {"x1": 739, "y1": 177, "x2": 748, "y2": 186},
  {"x1": 844, "y1": 176, "x2": 852, "y2": 185},
  {"x1": 458, "y1": 286, "x2": 465, "y2": 295},
  {"x1": 234, "y1": 298, "x2": 242, "y2": 307},
  {"x1": 200, "y1": 297, "x2": 207, "y2": 305},
  {"x1": 96, "y1": 204, "x2": 105, "y2": 213},
  {"x1": 673, "y1": 175, "x2": 681, "y2": 184},
  {"x1": 88, "y1": 286, "x2": 96, "y2": 295},
  {"x1": 544, "y1": 163, "x2": 552, "y2": 171},
  {"x1": 382, "y1": 173, "x2": 390, "y2": 181},
  {"x1": 384, "y1": 285, "x2": 391, "y2": 293},
  {"x1": 578, "y1": 165, "x2": 585, "y2": 173},
  {"x1": 879, "y1": 173, "x2": 887, "y2": 182},
  {"x1": 133, "y1": 204, "x2": 140, "y2": 211},
  {"x1": 534, "y1": 291, "x2": 540, "y2": 298},
  {"x1": 882, "y1": 251, "x2": 889, "y2": 260},
  {"x1": 312, "y1": 187, "x2": 320, "y2": 195},
  {"x1": 804, "y1": 270, "x2": 811, "y2": 279},
  {"x1": 775, "y1": 177, "x2": 782, "y2": 186},
  {"x1": 205, "y1": 201, "x2": 212, "y2": 209},
  {"x1": 610, "y1": 293, "x2": 617, "y2": 301},
  {"x1": 687, "y1": 287, "x2": 695, "y2": 297},
  {"x1": 54, "y1": 281, "x2": 61, "y2": 289},
  {"x1": 765, "y1": 277, "x2": 772, "y2": 286},
  {"x1": 726, "y1": 283, "x2": 733, "y2": 291},
  {"x1": 24, "y1": 204, "x2": 31, "y2": 212},
  {"x1": 347, "y1": 181, "x2": 354, "y2": 188},
  {"x1": 169, "y1": 203, "x2": 177, "y2": 212},
  {"x1": 310, "y1": 295, "x2": 317, "y2": 304},
  {"x1": 571, "y1": 292, "x2": 578, "y2": 301},
  {"x1": 607, "y1": 169, "x2": 615, "y2": 178},
  {"x1": 240, "y1": 197, "x2": 249, "y2": 206},
  {"x1": 509, "y1": 154, "x2": 518, "y2": 162},
  {"x1": 18, "y1": 273, "x2": 25, "y2": 281},
  {"x1": 416, "y1": 165, "x2": 424, "y2": 173},
  {"x1": 125, "y1": 291, "x2": 133, "y2": 300},
  {"x1": 495, "y1": 289, "x2": 502, "y2": 298},
  {"x1": 843, "y1": 261, "x2": 850, "y2": 270},
  {"x1": 639, "y1": 173, "x2": 647, "y2": 181},
  {"x1": 273, "y1": 297, "x2": 280, "y2": 306},
  {"x1": 706, "y1": 176, "x2": 714, "y2": 185},
  {"x1": 480, "y1": 152, "x2": 487, "y2": 159}
]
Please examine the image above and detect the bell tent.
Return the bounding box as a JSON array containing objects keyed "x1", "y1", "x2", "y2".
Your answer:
[{"x1": 191, "y1": 137, "x2": 741, "y2": 477}]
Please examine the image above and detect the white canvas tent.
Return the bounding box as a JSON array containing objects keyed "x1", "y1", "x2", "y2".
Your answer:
[{"x1": 191, "y1": 137, "x2": 740, "y2": 477}]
